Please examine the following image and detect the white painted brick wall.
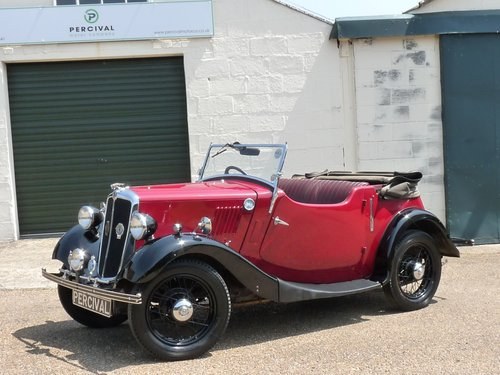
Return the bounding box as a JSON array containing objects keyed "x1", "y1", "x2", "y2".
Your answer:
[
  {"x1": 194, "y1": 59, "x2": 230, "y2": 79},
  {"x1": 0, "y1": 0, "x2": 343, "y2": 239},
  {"x1": 212, "y1": 38, "x2": 250, "y2": 57},
  {"x1": 197, "y1": 96, "x2": 234, "y2": 115},
  {"x1": 209, "y1": 77, "x2": 246, "y2": 96},
  {"x1": 287, "y1": 33, "x2": 324, "y2": 54},
  {"x1": 267, "y1": 55, "x2": 305, "y2": 75},
  {"x1": 188, "y1": 0, "x2": 343, "y2": 180},
  {"x1": 353, "y1": 36, "x2": 446, "y2": 221},
  {"x1": 229, "y1": 57, "x2": 268, "y2": 77},
  {"x1": 250, "y1": 37, "x2": 288, "y2": 56},
  {"x1": 0, "y1": 61, "x2": 16, "y2": 241},
  {"x1": 246, "y1": 75, "x2": 283, "y2": 94}
]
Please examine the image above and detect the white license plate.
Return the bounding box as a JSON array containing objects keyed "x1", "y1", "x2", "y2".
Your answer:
[{"x1": 72, "y1": 290, "x2": 112, "y2": 318}]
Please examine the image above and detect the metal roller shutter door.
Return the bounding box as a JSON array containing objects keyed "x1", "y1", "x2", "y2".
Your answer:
[
  {"x1": 7, "y1": 57, "x2": 191, "y2": 235},
  {"x1": 441, "y1": 34, "x2": 500, "y2": 244}
]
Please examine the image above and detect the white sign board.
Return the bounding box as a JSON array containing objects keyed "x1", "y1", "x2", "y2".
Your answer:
[{"x1": 0, "y1": 1, "x2": 213, "y2": 45}]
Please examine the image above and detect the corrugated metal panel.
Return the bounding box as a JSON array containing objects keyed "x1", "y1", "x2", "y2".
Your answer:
[{"x1": 7, "y1": 57, "x2": 191, "y2": 235}]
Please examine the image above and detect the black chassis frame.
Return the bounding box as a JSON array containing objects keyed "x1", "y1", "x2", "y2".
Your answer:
[{"x1": 48, "y1": 208, "x2": 459, "y2": 305}]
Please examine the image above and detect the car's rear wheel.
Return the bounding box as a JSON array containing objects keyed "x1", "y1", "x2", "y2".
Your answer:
[
  {"x1": 58, "y1": 285, "x2": 127, "y2": 328},
  {"x1": 383, "y1": 230, "x2": 442, "y2": 311},
  {"x1": 128, "y1": 259, "x2": 231, "y2": 361}
]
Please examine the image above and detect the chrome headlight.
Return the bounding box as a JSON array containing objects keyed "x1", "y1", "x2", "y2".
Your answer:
[
  {"x1": 197, "y1": 217, "x2": 212, "y2": 235},
  {"x1": 130, "y1": 212, "x2": 157, "y2": 240},
  {"x1": 78, "y1": 206, "x2": 103, "y2": 230},
  {"x1": 68, "y1": 248, "x2": 88, "y2": 272}
]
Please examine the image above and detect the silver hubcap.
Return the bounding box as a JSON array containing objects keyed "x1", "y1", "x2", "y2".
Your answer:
[
  {"x1": 172, "y1": 299, "x2": 194, "y2": 322},
  {"x1": 412, "y1": 261, "x2": 425, "y2": 280}
]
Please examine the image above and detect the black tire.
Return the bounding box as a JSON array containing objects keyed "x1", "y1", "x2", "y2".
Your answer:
[
  {"x1": 383, "y1": 230, "x2": 442, "y2": 311},
  {"x1": 128, "y1": 259, "x2": 231, "y2": 361},
  {"x1": 58, "y1": 285, "x2": 127, "y2": 328}
]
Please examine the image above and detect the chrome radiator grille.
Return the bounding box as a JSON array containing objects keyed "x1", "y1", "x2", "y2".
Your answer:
[{"x1": 98, "y1": 189, "x2": 138, "y2": 278}]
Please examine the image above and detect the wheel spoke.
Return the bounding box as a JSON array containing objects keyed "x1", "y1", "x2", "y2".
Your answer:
[
  {"x1": 383, "y1": 232, "x2": 442, "y2": 311},
  {"x1": 187, "y1": 319, "x2": 210, "y2": 328},
  {"x1": 146, "y1": 273, "x2": 216, "y2": 346},
  {"x1": 396, "y1": 244, "x2": 435, "y2": 299},
  {"x1": 129, "y1": 260, "x2": 231, "y2": 360}
]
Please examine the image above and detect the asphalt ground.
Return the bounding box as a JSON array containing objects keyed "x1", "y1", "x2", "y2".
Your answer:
[{"x1": 0, "y1": 239, "x2": 498, "y2": 374}]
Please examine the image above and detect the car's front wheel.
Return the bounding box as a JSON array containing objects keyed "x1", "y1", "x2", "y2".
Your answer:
[
  {"x1": 383, "y1": 230, "x2": 442, "y2": 311},
  {"x1": 128, "y1": 259, "x2": 231, "y2": 361},
  {"x1": 58, "y1": 285, "x2": 127, "y2": 328}
]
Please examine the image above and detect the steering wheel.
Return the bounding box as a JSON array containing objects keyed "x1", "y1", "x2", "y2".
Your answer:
[{"x1": 224, "y1": 166, "x2": 247, "y2": 175}]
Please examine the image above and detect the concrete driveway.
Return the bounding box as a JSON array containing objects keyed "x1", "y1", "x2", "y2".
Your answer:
[{"x1": 0, "y1": 240, "x2": 498, "y2": 374}]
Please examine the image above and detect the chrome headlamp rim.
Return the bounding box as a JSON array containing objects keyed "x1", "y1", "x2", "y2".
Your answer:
[
  {"x1": 68, "y1": 248, "x2": 88, "y2": 272},
  {"x1": 130, "y1": 212, "x2": 157, "y2": 240},
  {"x1": 78, "y1": 205, "x2": 103, "y2": 230}
]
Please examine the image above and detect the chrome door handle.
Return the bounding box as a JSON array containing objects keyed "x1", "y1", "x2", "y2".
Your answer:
[{"x1": 273, "y1": 216, "x2": 289, "y2": 226}]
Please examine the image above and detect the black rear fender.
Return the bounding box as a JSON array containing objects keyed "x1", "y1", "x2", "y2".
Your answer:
[{"x1": 372, "y1": 208, "x2": 460, "y2": 283}]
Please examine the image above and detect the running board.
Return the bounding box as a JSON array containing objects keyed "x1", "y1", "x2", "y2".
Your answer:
[{"x1": 278, "y1": 278, "x2": 381, "y2": 303}]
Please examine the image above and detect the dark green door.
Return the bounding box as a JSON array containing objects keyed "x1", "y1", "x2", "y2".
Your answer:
[
  {"x1": 8, "y1": 57, "x2": 191, "y2": 235},
  {"x1": 441, "y1": 34, "x2": 500, "y2": 244}
]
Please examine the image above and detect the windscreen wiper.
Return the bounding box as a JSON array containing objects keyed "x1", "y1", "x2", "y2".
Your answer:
[{"x1": 211, "y1": 142, "x2": 241, "y2": 158}]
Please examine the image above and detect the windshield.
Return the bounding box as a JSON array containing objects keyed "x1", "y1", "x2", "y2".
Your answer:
[{"x1": 198, "y1": 143, "x2": 287, "y2": 185}]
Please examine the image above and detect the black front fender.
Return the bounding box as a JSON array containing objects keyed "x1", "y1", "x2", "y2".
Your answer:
[
  {"x1": 372, "y1": 208, "x2": 460, "y2": 282},
  {"x1": 52, "y1": 225, "x2": 100, "y2": 268},
  {"x1": 122, "y1": 234, "x2": 279, "y2": 301}
]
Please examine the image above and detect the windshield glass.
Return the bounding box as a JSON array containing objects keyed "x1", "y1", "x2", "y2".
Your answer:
[{"x1": 199, "y1": 143, "x2": 287, "y2": 185}]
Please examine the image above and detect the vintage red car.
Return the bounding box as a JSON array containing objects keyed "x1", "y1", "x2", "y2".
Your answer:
[{"x1": 42, "y1": 143, "x2": 459, "y2": 361}]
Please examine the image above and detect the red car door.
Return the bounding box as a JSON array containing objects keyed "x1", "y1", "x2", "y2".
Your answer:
[{"x1": 259, "y1": 187, "x2": 373, "y2": 284}]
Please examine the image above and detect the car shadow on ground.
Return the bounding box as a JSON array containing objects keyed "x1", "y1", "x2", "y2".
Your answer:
[
  {"x1": 217, "y1": 289, "x2": 392, "y2": 351},
  {"x1": 13, "y1": 289, "x2": 394, "y2": 372}
]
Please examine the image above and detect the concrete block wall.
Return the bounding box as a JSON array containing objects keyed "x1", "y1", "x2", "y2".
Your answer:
[
  {"x1": 352, "y1": 36, "x2": 446, "y2": 220},
  {"x1": 185, "y1": 0, "x2": 345, "y2": 178},
  {"x1": 0, "y1": 62, "x2": 17, "y2": 240}
]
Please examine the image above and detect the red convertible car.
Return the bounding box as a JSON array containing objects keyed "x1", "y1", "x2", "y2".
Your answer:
[{"x1": 42, "y1": 143, "x2": 459, "y2": 361}]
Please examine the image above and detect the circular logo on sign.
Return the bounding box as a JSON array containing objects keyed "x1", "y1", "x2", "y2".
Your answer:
[{"x1": 84, "y1": 9, "x2": 99, "y2": 24}]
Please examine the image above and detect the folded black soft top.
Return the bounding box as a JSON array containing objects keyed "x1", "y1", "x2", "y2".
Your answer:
[{"x1": 292, "y1": 170, "x2": 423, "y2": 200}]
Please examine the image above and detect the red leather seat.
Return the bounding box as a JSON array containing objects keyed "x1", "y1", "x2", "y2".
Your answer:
[{"x1": 278, "y1": 178, "x2": 368, "y2": 204}]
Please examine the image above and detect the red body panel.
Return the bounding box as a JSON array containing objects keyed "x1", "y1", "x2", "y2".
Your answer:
[
  {"x1": 131, "y1": 180, "x2": 266, "y2": 251},
  {"x1": 131, "y1": 178, "x2": 425, "y2": 284},
  {"x1": 259, "y1": 187, "x2": 371, "y2": 283},
  {"x1": 258, "y1": 186, "x2": 424, "y2": 283}
]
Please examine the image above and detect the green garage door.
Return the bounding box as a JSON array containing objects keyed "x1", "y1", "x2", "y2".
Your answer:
[
  {"x1": 8, "y1": 57, "x2": 191, "y2": 235},
  {"x1": 441, "y1": 34, "x2": 500, "y2": 244}
]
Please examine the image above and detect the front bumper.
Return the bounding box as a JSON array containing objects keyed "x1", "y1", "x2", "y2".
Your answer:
[{"x1": 42, "y1": 268, "x2": 142, "y2": 305}]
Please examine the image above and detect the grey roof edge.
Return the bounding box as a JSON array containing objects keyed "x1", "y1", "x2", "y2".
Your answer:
[
  {"x1": 331, "y1": 10, "x2": 500, "y2": 40},
  {"x1": 405, "y1": 0, "x2": 436, "y2": 14},
  {"x1": 272, "y1": 0, "x2": 334, "y2": 25}
]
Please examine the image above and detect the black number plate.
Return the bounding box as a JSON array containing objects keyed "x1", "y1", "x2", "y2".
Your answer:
[{"x1": 72, "y1": 290, "x2": 112, "y2": 318}]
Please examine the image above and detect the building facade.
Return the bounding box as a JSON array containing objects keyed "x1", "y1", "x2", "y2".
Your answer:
[
  {"x1": 2, "y1": 0, "x2": 497, "y2": 243},
  {"x1": 334, "y1": 0, "x2": 500, "y2": 243},
  {"x1": 0, "y1": 0, "x2": 345, "y2": 239}
]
